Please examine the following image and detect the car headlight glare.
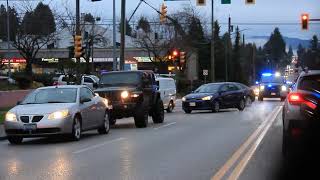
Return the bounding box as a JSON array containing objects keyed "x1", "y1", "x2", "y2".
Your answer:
[
  {"x1": 260, "y1": 85, "x2": 265, "y2": 91},
  {"x1": 202, "y1": 96, "x2": 212, "y2": 101},
  {"x1": 281, "y1": 85, "x2": 287, "y2": 91},
  {"x1": 103, "y1": 98, "x2": 109, "y2": 106},
  {"x1": 121, "y1": 91, "x2": 129, "y2": 99},
  {"x1": 5, "y1": 112, "x2": 17, "y2": 122},
  {"x1": 48, "y1": 109, "x2": 69, "y2": 120},
  {"x1": 182, "y1": 97, "x2": 186, "y2": 102}
]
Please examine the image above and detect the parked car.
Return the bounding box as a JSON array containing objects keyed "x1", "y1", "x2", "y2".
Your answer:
[
  {"x1": 282, "y1": 70, "x2": 320, "y2": 158},
  {"x1": 182, "y1": 82, "x2": 246, "y2": 114},
  {"x1": 95, "y1": 71, "x2": 164, "y2": 128},
  {"x1": 53, "y1": 75, "x2": 99, "y2": 89},
  {"x1": 4, "y1": 85, "x2": 110, "y2": 144},
  {"x1": 0, "y1": 76, "x2": 16, "y2": 84},
  {"x1": 156, "y1": 77, "x2": 176, "y2": 112}
]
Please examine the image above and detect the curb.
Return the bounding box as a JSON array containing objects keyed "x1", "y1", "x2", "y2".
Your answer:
[{"x1": 0, "y1": 125, "x2": 6, "y2": 141}]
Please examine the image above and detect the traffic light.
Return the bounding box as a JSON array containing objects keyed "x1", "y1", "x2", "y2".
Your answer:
[
  {"x1": 245, "y1": 0, "x2": 255, "y2": 4},
  {"x1": 197, "y1": 0, "x2": 206, "y2": 6},
  {"x1": 160, "y1": 3, "x2": 167, "y2": 24},
  {"x1": 180, "y1": 51, "x2": 186, "y2": 63},
  {"x1": 301, "y1": 13, "x2": 309, "y2": 30},
  {"x1": 74, "y1": 35, "x2": 83, "y2": 58}
]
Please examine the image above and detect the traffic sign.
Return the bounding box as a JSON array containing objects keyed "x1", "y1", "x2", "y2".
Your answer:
[
  {"x1": 203, "y1": 70, "x2": 209, "y2": 76},
  {"x1": 221, "y1": 0, "x2": 231, "y2": 4},
  {"x1": 196, "y1": 0, "x2": 206, "y2": 6}
]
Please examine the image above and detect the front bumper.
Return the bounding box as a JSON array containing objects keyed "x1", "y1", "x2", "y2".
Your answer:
[
  {"x1": 109, "y1": 101, "x2": 140, "y2": 119},
  {"x1": 182, "y1": 100, "x2": 213, "y2": 111},
  {"x1": 4, "y1": 116, "x2": 73, "y2": 137},
  {"x1": 259, "y1": 90, "x2": 288, "y2": 98}
]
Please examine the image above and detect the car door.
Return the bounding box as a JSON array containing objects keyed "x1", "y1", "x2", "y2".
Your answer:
[
  {"x1": 219, "y1": 84, "x2": 232, "y2": 107},
  {"x1": 228, "y1": 84, "x2": 243, "y2": 106},
  {"x1": 79, "y1": 87, "x2": 96, "y2": 130}
]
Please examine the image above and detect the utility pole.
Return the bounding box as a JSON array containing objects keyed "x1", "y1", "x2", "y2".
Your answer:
[
  {"x1": 6, "y1": 0, "x2": 11, "y2": 78},
  {"x1": 120, "y1": 0, "x2": 126, "y2": 71},
  {"x1": 225, "y1": 16, "x2": 231, "y2": 81},
  {"x1": 112, "y1": 0, "x2": 117, "y2": 71},
  {"x1": 76, "y1": 0, "x2": 81, "y2": 83},
  {"x1": 210, "y1": 0, "x2": 215, "y2": 82},
  {"x1": 252, "y1": 44, "x2": 256, "y2": 83},
  {"x1": 242, "y1": 34, "x2": 245, "y2": 46}
]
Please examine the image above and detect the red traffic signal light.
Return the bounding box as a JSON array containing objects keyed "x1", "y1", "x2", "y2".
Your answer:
[
  {"x1": 74, "y1": 35, "x2": 83, "y2": 58},
  {"x1": 301, "y1": 13, "x2": 309, "y2": 30}
]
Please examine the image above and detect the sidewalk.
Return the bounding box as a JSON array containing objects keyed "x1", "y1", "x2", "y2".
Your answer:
[{"x1": 0, "y1": 125, "x2": 6, "y2": 140}]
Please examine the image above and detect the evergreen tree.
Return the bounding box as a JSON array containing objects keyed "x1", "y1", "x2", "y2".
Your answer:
[
  {"x1": 0, "y1": 5, "x2": 19, "y2": 41},
  {"x1": 83, "y1": 13, "x2": 95, "y2": 23},
  {"x1": 310, "y1": 35, "x2": 319, "y2": 51},
  {"x1": 231, "y1": 26, "x2": 242, "y2": 82},
  {"x1": 213, "y1": 21, "x2": 225, "y2": 81},
  {"x1": 263, "y1": 27, "x2": 286, "y2": 69}
]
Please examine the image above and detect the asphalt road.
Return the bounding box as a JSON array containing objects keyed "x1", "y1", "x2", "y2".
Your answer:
[{"x1": 0, "y1": 99, "x2": 286, "y2": 180}]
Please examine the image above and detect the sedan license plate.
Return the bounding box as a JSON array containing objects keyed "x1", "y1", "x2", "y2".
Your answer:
[
  {"x1": 271, "y1": 93, "x2": 276, "y2": 96},
  {"x1": 23, "y1": 124, "x2": 37, "y2": 131},
  {"x1": 189, "y1": 102, "x2": 196, "y2": 107}
]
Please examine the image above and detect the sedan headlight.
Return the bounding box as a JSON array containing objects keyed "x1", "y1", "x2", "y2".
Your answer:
[
  {"x1": 182, "y1": 97, "x2": 186, "y2": 102},
  {"x1": 121, "y1": 91, "x2": 129, "y2": 99},
  {"x1": 281, "y1": 85, "x2": 287, "y2": 91},
  {"x1": 260, "y1": 85, "x2": 265, "y2": 91},
  {"x1": 202, "y1": 96, "x2": 212, "y2": 101},
  {"x1": 48, "y1": 109, "x2": 69, "y2": 120},
  {"x1": 5, "y1": 112, "x2": 17, "y2": 122},
  {"x1": 103, "y1": 99, "x2": 109, "y2": 106}
]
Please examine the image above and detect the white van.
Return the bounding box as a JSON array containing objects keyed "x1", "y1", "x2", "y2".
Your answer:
[{"x1": 156, "y1": 77, "x2": 177, "y2": 113}]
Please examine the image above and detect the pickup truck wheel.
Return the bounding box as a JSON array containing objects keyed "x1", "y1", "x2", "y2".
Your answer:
[
  {"x1": 134, "y1": 107, "x2": 148, "y2": 128},
  {"x1": 153, "y1": 99, "x2": 164, "y2": 124},
  {"x1": 7, "y1": 136, "x2": 23, "y2": 145},
  {"x1": 109, "y1": 117, "x2": 117, "y2": 125}
]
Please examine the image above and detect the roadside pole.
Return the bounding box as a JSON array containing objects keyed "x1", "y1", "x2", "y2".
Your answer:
[
  {"x1": 76, "y1": 0, "x2": 81, "y2": 83},
  {"x1": 6, "y1": 0, "x2": 11, "y2": 78},
  {"x1": 119, "y1": 0, "x2": 126, "y2": 71},
  {"x1": 112, "y1": 0, "x2": 117, "y2": 71}
]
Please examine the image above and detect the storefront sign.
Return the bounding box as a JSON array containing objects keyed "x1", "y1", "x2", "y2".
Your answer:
[
  {"x1": 42, "y1": 58, "x2": 59, "y2": 63},
  {"x1": 2, "y1": 58, "x2": 26, "y2": 64}
]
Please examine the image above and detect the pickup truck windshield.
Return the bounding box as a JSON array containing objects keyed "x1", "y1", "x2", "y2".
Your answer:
[{"x1": 100, "y1": 72, "x2": 140, "y2": 86}]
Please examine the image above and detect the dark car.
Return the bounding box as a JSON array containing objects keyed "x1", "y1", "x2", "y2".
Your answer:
[
  {"x1": 282, "y1": 70, "x2": 320, "y2": 157},
  {"x1": 182, "y1": 82, "x2": 247, "y2": 114},
  {"x1": 234, "y1": 83, "x2": 255, "y2": 106},
  {"x1": 258, "y1": 73, "x2": 288, "y2": 101},
  {"x1": 94, "y1": 71, "x2": 164, "y2": 128}
]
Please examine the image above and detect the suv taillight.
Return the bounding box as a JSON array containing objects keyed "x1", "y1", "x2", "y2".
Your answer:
[{"x1": 288, "y1": 92, "x2": 317, "y2": 110}]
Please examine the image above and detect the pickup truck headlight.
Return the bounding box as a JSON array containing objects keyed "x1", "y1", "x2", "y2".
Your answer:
[
  {"x1": 202, "y1": 96, "x2": 212, "y2": 101},
  {"x1": 48, "y1": 109, "x2": 69, "y2": 120},
  {"x1": 121, "y1": 91, "x2": 129, "y2": 99},
  {"x1": 182, "y1": 97, "x2": 186, "y2": 102},
  {"x1": 5, "y1": 112, "x2": 17, "y2": 122}
]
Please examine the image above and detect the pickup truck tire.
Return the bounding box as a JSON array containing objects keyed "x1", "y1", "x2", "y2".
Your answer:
[
  {"x1": 152, "y1": 99, "x2": 165, "y2": 124},
  {"x1": 134, "y1": 107, "x2": 148, "y2": 128}
]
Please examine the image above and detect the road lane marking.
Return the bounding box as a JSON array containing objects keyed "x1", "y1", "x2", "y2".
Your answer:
[
  {"x1": 73, "y1": 137, "x2": 126, "y2": 154},
  {"x1": 154, "y1": 122, "x2": 177, "y2": 130},
  {"x1": 227, "y1": 106, "x2": 282, "y2": 180},
  {"x1": 211, "y1": 106, "x2": 281, "y2": 180}
]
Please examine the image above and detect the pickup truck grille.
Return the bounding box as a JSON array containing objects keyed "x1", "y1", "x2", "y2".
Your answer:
[{"x1": 98, "y1": 91, "x2": 122, "y2": 102}]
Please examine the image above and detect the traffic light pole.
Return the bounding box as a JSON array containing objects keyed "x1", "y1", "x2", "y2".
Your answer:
[
  {"x1": 112, "y1": 0, "x2": 117, "y2": 71},
  {"x1": 210, "y1": 0, "x2": 215, "y2": 82},
  {"x1": 120, "y1": 0, "x2": 126, "y2": 71},
  {"x1": 76, "y1": 0, "x2": 81, "y2": 83}
]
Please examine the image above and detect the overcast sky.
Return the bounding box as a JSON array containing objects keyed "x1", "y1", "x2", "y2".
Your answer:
[{"x1": 3, "y1": 0, "x2": 320, "y2": 40}]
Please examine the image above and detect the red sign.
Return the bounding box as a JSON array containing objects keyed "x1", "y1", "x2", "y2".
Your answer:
[{"x1": 1, "y1": 58, "x2": 26, "y2": 64}]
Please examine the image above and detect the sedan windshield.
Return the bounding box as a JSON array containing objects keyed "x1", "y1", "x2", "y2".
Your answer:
[
  {"x1": 195, "y1": 84, "x2": 221, "y2": 93},
  {"x1": 21, "y1": 88, "x2": 77, "y2": 104},
  {"x1": 100, "y1": 72, "x2": 140, "y2": 86}
]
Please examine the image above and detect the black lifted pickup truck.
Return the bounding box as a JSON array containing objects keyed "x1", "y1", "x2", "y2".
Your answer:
[{"x1": 94, "y1": 71, "x2": 164, "y2": 128}]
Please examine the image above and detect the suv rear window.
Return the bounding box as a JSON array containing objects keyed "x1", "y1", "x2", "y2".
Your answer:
[{"x1": 298, "y1": 75, "x2": 320, "y2": 92}]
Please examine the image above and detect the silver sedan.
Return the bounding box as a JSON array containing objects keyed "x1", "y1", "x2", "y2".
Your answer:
[{"x1": 4, "y1": 85, "x2": 110, "y2": 144}]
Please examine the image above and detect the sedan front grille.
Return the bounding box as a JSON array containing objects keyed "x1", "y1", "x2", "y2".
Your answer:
[
  {"x1": 20, "y1": 116, "x2": 29, "y2": 123},
  {"x1": 32, "y1": 116, "x2": 44, "y2": 122}
]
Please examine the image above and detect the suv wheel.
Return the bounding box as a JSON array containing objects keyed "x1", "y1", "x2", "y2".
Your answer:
[
  {"x1": 184, "y1": 109, "x2": 192, "y2": 114},
  {"x1": 134, "y1": 107, "x2": 148, "y2": 128},
  {"x1": 7, "y1": 136, "x2": 23, "y2": 145},
  {"x1": 98, "y1": 112, "x2": 110, "y2": 134},
  {"x1": 238, "y1": 99, "x2": 245, "y2": 111},
  {"x1": 153, "y1": 99, "x2": 165, "y2": 124},
  {"x1": 166, "y1": 101, "x2": 174, "y2": 113},
  {"x1": 258, "y1": 96, "x2": 263, "y2": 101}
]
